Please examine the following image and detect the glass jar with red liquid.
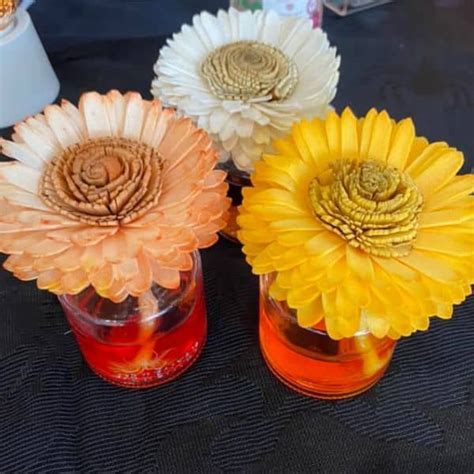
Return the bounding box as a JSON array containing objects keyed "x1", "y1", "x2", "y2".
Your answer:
[
  {"x1": 260, "y1": 273, "x2": 396, "y2": 399},
  {"x1": 59, "y1": 252, "x2": 206, "y2": 388}
]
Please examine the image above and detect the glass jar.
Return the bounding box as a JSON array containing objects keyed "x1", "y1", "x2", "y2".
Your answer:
[
  {"x1": 219, "y1": 161, "x2": 251, "y2": 243},
  {"x1": 260, "y1": 273, "x2": 396, "y2": 399},
  {"x1": 230, "y1": 0, "x2": 324, "y2": 28},
  {"x1": 323, "y1": 0, "x2": 393, "y2": 16},
  {"x1": 59, "y1": 252, "x2": 206, "y2": 388}
]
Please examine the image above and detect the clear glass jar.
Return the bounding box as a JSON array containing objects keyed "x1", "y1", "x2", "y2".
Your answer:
[
  {"x1": 324, "y1": 0, "x2": 393, "y2": 16},
  {"x1": 260, "y1": 273, "x2": 396, "y2": 399},
  {"x1": 59, "y1": 252, "x2": 206, "y2": 388}
]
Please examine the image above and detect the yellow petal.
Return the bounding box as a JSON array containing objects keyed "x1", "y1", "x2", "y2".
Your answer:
[
  {"x1": 419, "y1": 207, "x2": 473, "y2": 228},
  {"x1": 297, "y1": 297, "x2": 324, "y2": 327},
  {"x1": 399, "y1": 250, "x2": 460, "y2": 282},
  {"x1": 325, "y1": 110, "x2": 341, "y2": 159},
  {"x1": 414, "y1": 231, "x2": 474, "y2": 256},
  {"x1": 387, "y1": 118, "x2": 415, "y2": 169},
  {"x1": 412, "y1": 149, "x2": 464, "y2": 198},
  {"x1": 269, "y1": 280, "x2": 287, "y2": 301},
  {"x1": 340, "y1": 107, "x2": 359, "y2": 160},
  {"x1": 359, "y1": 108, "x2": 378, "y2": 160},
  {"x1": 305, "y1": 231, "x2": 344, "y2": 255},
  {"x1": 253, "y1": 161, "x2": 296, "y2": 192},
  {"x1": 367, "y1": 110, "x2": 393, "y2": 162},
  {"x1": 425, "y1": 175, "x2": 474, "y2": 211},
  {"x1": 269, "y1": 218, "x2": 322, "y2": 232},
  {"x1": 287, "y1": 284, "x2": 319, "y2": 308},
  {"x1": 272, "y1": 136, "x2": 300, "y2": 159},
  {"x1": 299, "y1": 119, "x2": 331, "y2": 172},
  {"x1": 346, "y1": 246, "x2": 374, "y2": 281},
  {"x1": 405, "y1": 142, "x2": 448, "y2": 177},
  {"x1": 405, "y1": 135, "x2": 430, "y2": 167},
  {"x1": 291, "y1": 121, "x2": 314, "y2": 163}
]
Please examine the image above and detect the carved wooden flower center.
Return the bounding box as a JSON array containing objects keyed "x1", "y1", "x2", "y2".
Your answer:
[
  {"x1": 40, "y1": 138, "x2": 163, "y2": 226},
  {"x1": 201, "y1": 41, "x2": 298, "y2": 101},
  {"x1": 309, "y1": 160, "x2": 423, "y2": 257}
]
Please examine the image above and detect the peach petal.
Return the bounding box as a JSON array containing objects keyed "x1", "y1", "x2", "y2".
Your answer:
[
  {"x1": 0, "y1": 139, "x2": 44, "y2": 170},
  {"x1": 113, "y1": 259, "x2": 139, "y2": 282},
  {"x1": 140, "y1": 100, "x2": 163, "y2": 146},
  {"x1": 54, "y1": 247, "x2": 84, "y2": 272},
  {"x1": 122, "y1": 92, "x2": 146, "y2": 140},
  {"x1": 37, "y1": 269, "x2": 63, "y2": 290},
  {"x1": 104, "y1": 90, "x2": 126, "y2": 136},
  {"x1": 14, "y1": 121, "x2": 59, "y2": 162},
  {"x1": 79, "y1": 91, "x2": 112, "y2": 138},
  {"x1": 150, "y1": 261, "x2": 180, "y2": 289},
  {"x1": 27, "y1": 239, "x2": 72, "y2": 258},
  {"x1": 0, "y1": 162, "x2": 41, "y2": 193},
  {"x1": 80, "y1": 244, "x2": 104, "y2": 272},
  {"x1": 60, "y1": 99, "x2": 87, "y2": 138},
  {"x1": 127, "y1": 253, "x2": 153, "y2": 295},
  {"x1": 61, "y1": 270, "x2": 89, "y2": 295},
  {"x1": 90, "y1": 263, "x2": 114, "y2": 291},
  {"x1": 44, "y1": 104, "x2": 83, "y2": 149}
]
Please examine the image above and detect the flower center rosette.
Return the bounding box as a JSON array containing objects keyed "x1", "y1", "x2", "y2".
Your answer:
[
  {"x1": 152, "y1": 8, "x2": 340, "y2": 173},
  {"x1": 0, "y1": 90, "x2": 230, "y2": 301},
  {"x1": 238, "y1": 107, "x2": 474, "y2": 340}
]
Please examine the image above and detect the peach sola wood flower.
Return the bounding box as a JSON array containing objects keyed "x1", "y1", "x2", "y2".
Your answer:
[
  {"x1": 0, "y1": 90, "x2": 230, "y2": 302},
  {"x1": 238, "y1": 107, "x2": 474, "y2": 340}
]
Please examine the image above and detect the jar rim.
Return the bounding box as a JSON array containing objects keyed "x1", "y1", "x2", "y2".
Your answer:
[
  {"x1": 58, "y1": 251, "x2": 202, "y2": 327},
  {"x1": 260, "y1": 273, "x2": 372, "y2": 338}
]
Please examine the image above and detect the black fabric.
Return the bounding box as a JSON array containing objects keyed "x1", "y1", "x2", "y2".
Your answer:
[{"x1": 1, "y1": 1, "x2": 474, "y2": 472}]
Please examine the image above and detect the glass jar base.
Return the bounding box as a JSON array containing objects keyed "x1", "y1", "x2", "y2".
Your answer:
[
  {"x1": 261, "y1": 342, "x2": 388, "y2": 400},
  {"x1": 86, "y1": 337, "x2": 206, "y2": 389}
]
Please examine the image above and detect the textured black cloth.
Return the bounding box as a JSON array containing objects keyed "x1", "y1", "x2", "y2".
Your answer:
[{"x1": 1, "y1": 1, "x2": 474, "y2": 472}]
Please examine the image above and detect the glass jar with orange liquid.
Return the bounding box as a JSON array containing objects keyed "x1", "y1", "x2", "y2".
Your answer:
[
  {"x1": 59, "y1": 251, "x2": 206, "y2": 388},
  {"x1": 260, "y1": 273, "x2": 396, "y2": 398}
]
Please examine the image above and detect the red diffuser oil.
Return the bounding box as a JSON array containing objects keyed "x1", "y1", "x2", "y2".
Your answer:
[
  {"x1": 59, "y1": 252, "x2": 206, "y2": 388},
  {"x1": 259, "y1": 274, "x2": 396, "y2": 399}
]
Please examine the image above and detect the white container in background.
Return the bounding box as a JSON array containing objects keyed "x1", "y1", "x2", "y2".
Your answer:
[{"x1": 0, "y1": 8, "x2": 59, "y2": 128}]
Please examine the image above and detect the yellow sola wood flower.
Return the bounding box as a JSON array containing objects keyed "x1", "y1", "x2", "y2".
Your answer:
[{"x1": 238, "y1": 107, "x2": 474, "y2": 340}]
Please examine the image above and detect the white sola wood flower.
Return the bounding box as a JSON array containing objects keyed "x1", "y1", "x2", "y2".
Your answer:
[{"x1": 152, "y1": 8, "x2": 340, "y2": 173}]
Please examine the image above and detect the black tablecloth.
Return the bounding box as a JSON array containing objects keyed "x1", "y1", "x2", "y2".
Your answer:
[{"x1": 1, "y1": 1, "x2": 473, "y2": 472}]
